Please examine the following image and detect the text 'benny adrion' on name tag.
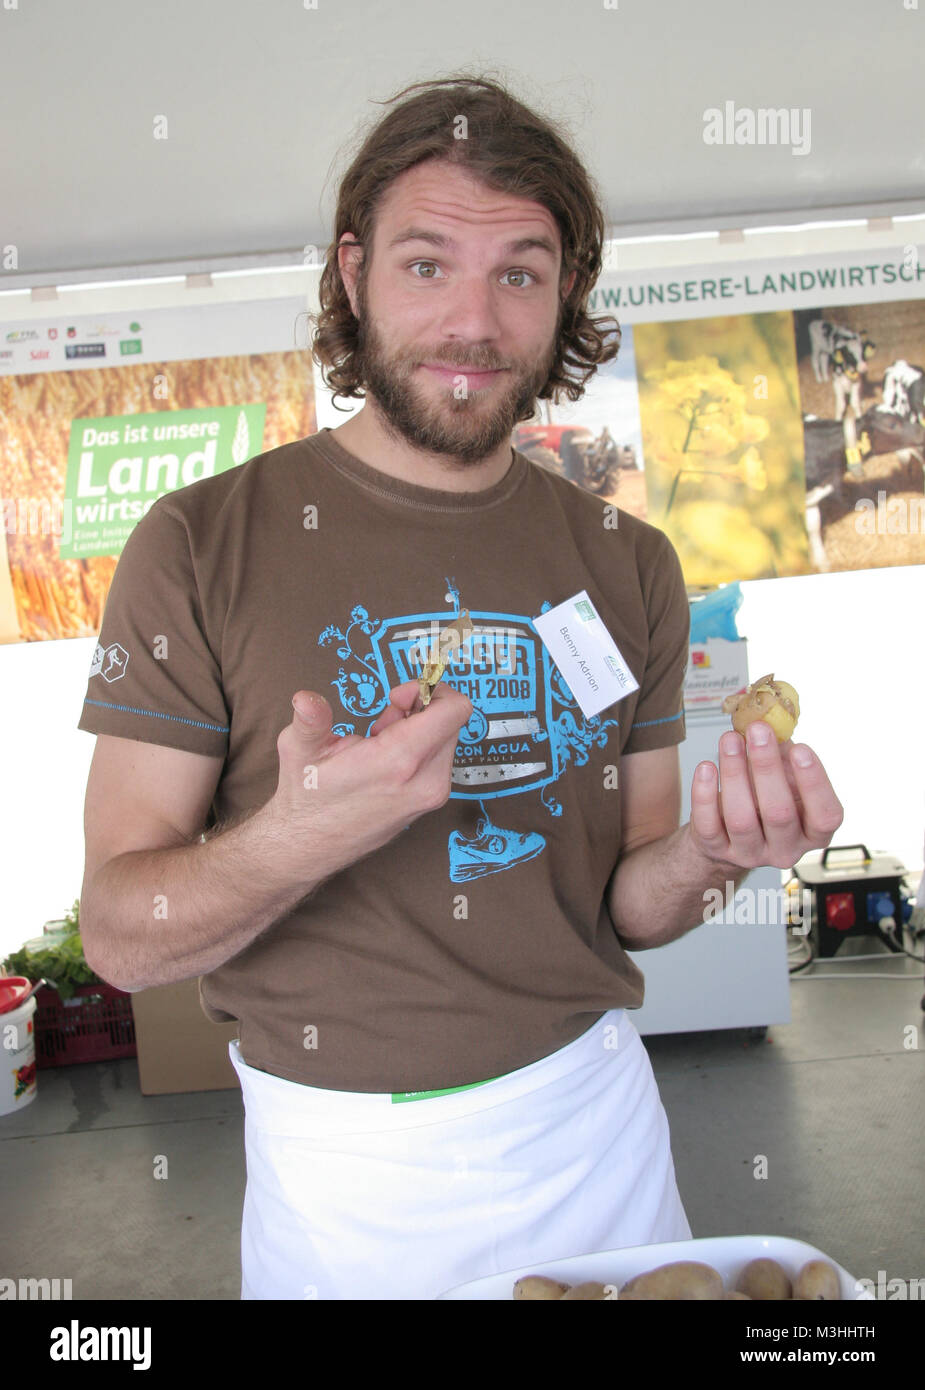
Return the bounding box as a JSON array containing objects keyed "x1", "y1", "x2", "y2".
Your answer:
[{"x1": 532, "y1": 590, "x2": 639, "y2": 720}]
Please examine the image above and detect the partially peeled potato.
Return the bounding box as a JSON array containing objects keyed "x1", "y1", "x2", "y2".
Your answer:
[{"x1": 722, "y1": 673, "x2": 800, "y2": 743}]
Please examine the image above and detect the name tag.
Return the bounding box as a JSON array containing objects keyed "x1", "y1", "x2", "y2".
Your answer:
[{"x1": 533, "y1": 590, "x2": 639, "y2": 719}]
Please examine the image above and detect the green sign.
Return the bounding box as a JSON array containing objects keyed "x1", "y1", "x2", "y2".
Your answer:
[{"x1": 61, "y1": 403, "x2": 266, "y2": 558}]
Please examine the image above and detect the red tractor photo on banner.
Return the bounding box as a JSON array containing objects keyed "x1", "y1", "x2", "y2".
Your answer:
[{"x1": 513, "y1": 423, "x2": 638, "y2": 496}]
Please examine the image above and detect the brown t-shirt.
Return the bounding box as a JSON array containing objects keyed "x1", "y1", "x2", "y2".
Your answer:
[{"x1": 77, "y1": 428, "x2": 690, "y2": 1092}]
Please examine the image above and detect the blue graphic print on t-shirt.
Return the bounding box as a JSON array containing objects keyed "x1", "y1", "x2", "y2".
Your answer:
[{"x1": 318, "y1": 579, "x2": 620, "y2": 881}]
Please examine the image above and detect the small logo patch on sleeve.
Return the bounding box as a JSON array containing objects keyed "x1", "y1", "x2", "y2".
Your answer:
[{"x1": 89, "y1": 641, "x2": 130, "y2": 682}]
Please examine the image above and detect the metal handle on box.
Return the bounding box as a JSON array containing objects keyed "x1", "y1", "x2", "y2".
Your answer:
[{"x1": 821, "y1": 844, "x2": 872, "y2": 868}]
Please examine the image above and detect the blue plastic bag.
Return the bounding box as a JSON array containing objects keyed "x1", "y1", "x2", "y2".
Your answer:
[{"x1": 689, "y1": 582, "x2": 744, "y2": 643}]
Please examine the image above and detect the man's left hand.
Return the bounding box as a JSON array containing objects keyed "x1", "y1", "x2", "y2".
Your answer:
[{"x1": 689, "y1": 720, "x2": 845, "y2": 871}]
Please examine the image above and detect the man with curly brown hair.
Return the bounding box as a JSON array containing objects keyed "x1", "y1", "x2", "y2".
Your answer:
[{"x1": 79, "y1": 73, "x2": 844, "y2": 1300}]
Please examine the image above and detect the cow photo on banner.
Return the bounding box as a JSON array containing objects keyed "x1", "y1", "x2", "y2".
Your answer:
[{"x1": 794, "y1": 301, "x2": 925, "y2": 573}]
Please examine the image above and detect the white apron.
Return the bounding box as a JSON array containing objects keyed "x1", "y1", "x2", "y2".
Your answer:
[{"x1": 228, "y1": 1008, "x2": 691, "y2": 1300}]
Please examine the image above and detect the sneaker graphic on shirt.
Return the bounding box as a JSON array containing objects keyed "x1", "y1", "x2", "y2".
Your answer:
[{"x1": 448, "y1": 811, "x2": 545, "y2": 882}]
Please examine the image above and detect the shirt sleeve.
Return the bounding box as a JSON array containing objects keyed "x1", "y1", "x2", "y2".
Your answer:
[
  {"x1": 76, "y1": 500, "x2": 230, "y2": 757},
  {"x1": 622, "y1": 530, "x2": 690, "y2": 755}
]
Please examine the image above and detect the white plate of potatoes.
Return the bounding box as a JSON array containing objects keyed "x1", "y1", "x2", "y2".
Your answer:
[{"x1": 436, "y1": 1234, "x2": 874, "y2": 1300}]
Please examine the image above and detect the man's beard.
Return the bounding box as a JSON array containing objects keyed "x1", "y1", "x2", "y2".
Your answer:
[{"x1": 351, "y1": 272, "x2": 561, "y2": 467}]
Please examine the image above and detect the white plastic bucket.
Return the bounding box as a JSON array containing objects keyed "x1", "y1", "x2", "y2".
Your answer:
[{"x1": 0, "y1": 994, "x2": 37, "y2": 1115}]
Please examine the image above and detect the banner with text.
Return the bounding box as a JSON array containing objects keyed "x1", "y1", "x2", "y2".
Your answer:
[
  {"x1": 0, "y1": 297, "x2": 313, "y2": 642},
  {"x1": 514, "y1": 243, "x2": 925, "y2": 585}
]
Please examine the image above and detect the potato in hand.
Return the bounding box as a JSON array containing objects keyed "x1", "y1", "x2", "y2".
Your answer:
[{"x1": 722, "y1": 673, "x2": 800, "y2": 743}]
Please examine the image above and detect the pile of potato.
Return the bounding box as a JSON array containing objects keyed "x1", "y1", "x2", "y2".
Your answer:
[{"x1": 514, "y1": 1256, "x2": 841, "y2": 1300}]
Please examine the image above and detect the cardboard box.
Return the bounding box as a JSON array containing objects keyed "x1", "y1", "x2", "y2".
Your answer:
[
  {"x1": 684, "y1": 638, "x2": 749, "y2": 714},
  {"x1": 130, "y1": 976, "x2": 240, "y2": 1095}
]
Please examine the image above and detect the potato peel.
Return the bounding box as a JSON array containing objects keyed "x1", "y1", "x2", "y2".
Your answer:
[{"x1": 416, "y1": 609, "x2": 473, "y2": 708}]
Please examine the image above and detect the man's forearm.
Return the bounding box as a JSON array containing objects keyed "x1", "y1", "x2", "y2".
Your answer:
[
  {"x1": 607, "y1": 822, "x2": 751, "y2": 951},
  {"x1": 80, "y1": 800, "x2": 329, "y2": 993}
]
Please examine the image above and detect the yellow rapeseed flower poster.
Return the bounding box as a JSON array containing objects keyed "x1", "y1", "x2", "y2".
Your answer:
[{"x1": 634, "y1": 312, "x2": 810, "y2": 586}]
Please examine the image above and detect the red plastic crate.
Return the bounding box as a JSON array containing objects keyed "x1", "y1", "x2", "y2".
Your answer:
[{"x1": 33, "y1": 982, "x2": 137, "y2": 1067}]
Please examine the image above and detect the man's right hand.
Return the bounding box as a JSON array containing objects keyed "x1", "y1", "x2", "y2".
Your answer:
[{"x1": 269, "y1": 681, "x2": 474, "y2": 878}]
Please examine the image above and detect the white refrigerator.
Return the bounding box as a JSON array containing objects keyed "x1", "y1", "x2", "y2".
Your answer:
[{"x1": 625, "y1": 710, "x2": 792, "y2": 1035}]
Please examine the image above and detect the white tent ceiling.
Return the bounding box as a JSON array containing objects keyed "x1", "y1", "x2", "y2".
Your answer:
[{"x1": 1, "y1": 0, "x2": 923, "y2": 283}]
